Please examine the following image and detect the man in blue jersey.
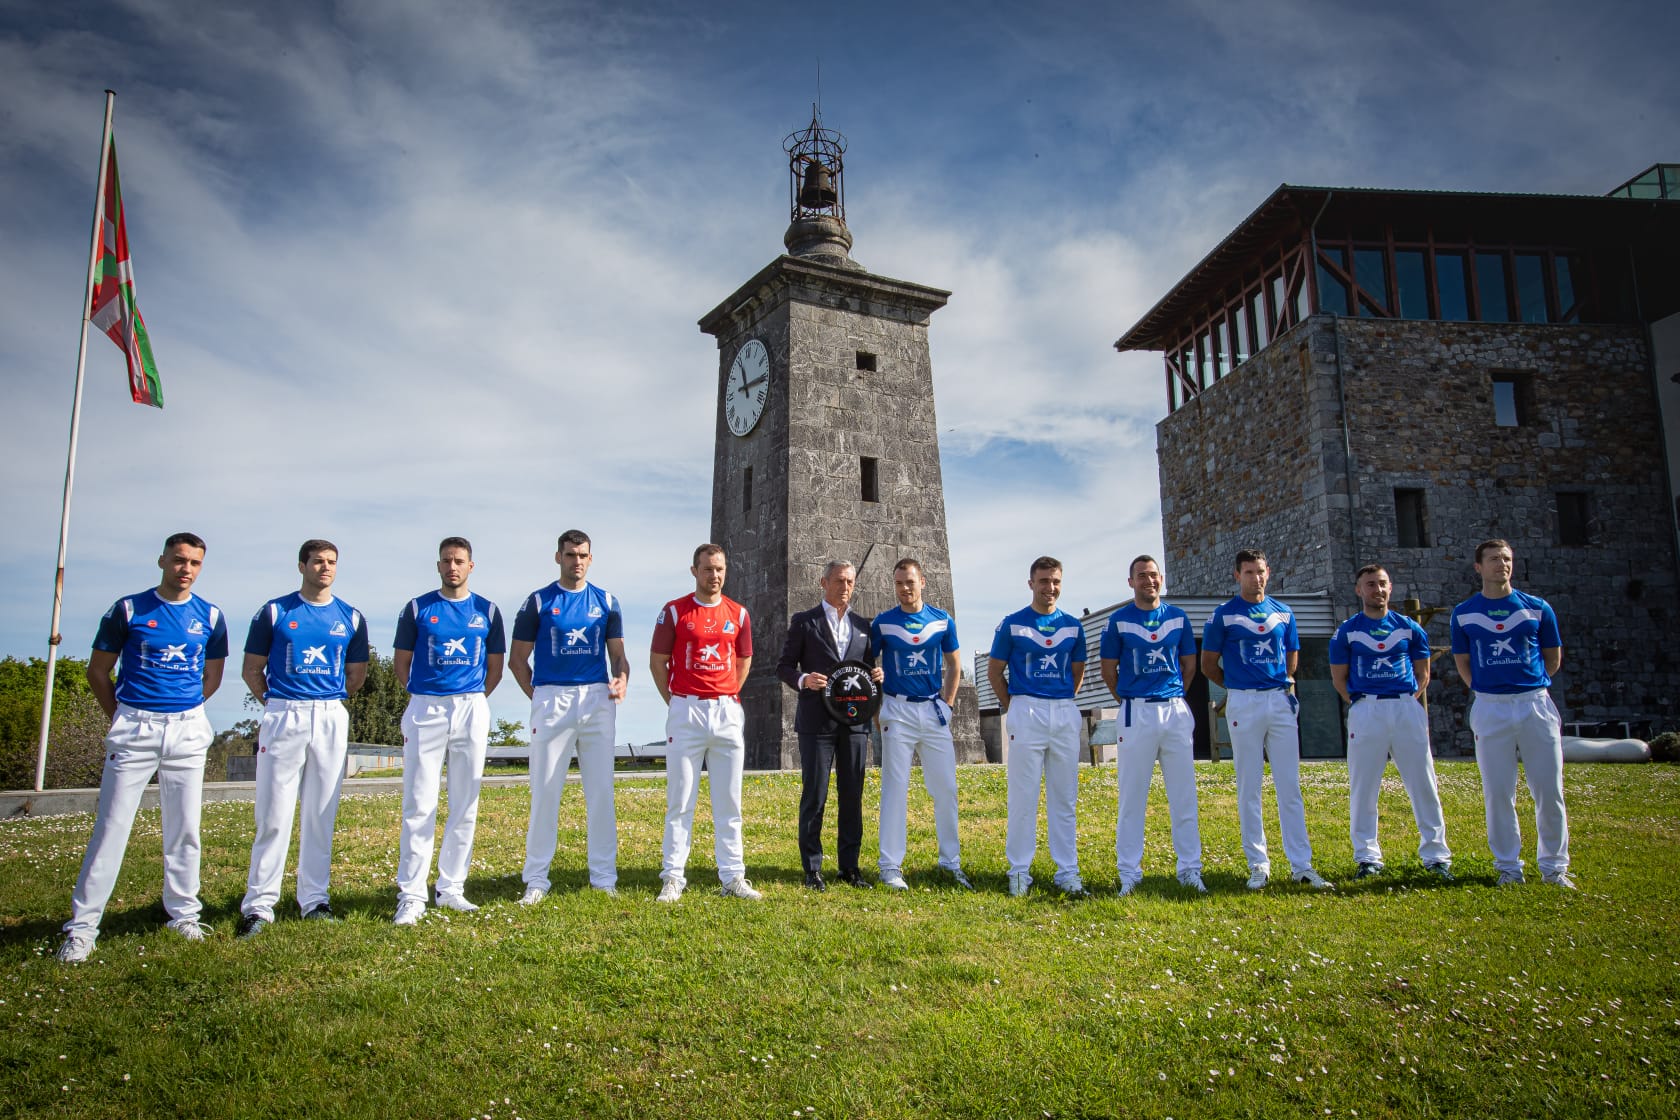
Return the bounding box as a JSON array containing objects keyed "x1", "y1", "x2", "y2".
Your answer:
[
  {"x1": 1450, "y1": 539, "x2": 1571, "y2": 889},
  {"x1": 1330, "y1": 564, "x2": 1452, "y2": 882},
  {"x1": 510, "y1": 529, "x2": 629, "y2": 902},
  {"x1": 390, "y1": 537, "x2": 506, "y2": 924},
  {"x1": 236, "y1": 539, "x2": 370, "y2": 936},
  {"x1": 1099, "y1": 555, "x2": 1205, "y2": 896},
  {"x1": 56, "y1": 533, "x2": 229, "y2": 963},
  {"x1": 871, "y1": 557, "x2": 971, "y2": 891},
  {"x1": 988, "y1": 556, "x2": 1088, "y2": 898},
  {"x1": 1201, "y1": 549, "x2": 1330, "y2": 891}
]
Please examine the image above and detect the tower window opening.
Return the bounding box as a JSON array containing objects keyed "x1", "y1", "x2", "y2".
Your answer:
[{"x1": 861, "y1": 457, "x2": 879, "y2": 503}]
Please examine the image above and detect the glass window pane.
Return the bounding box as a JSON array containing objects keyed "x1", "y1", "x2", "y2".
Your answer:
[
  {"x1": 1202, "y1": 328, "x2": 1217, "y2": 385},
  {"x1": 1355, "y1": 248, "x2": 1389, "y2": 316},
  {"x1": 1492, "y1": 380, "x2": 1518, "y2": 427},
  {"x1": 1317, "y1": 247, "x2": 1349, "y2": 316},
  {"x1": 1295, "y1": 280, "x2": 1309, "y2": 323},
  {"x1": 1515, "y1": 253, "x2": 1547, "y2": 322},
  {"x1": 1271, "y1": 273, "x2": 1288, "y2": 329},
  {"x1": 1556, "y1": 255, "x2": 1579, "y2": 322},
  {"x1": 1436, "y1": 252, "x2": 1470, "y2": 320},
  {"x1": 1218, "y1": 319, "x2": 1233, "y2": 378},
  {"x1": 1476, "y1": 253, "x2": 1510, "y2": 321},
  {"x1": 1395, "y1": 250, "x2": 1429, "y2": 319},
  {"x1": 1249, "y1": 290, "x2": 1268, "y2": 349},
  {"x1": 1233, "y1": 307, "x2": 1250, "y2": 366}
]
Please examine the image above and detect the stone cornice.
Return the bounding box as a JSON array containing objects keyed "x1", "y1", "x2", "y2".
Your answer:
[{"x1": 699, "y1": 255, "x2": 950, "y2": 340}]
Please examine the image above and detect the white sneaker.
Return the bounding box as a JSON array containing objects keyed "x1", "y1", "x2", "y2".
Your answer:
[
  {"x1": 1542, "y1": 871, "x2": 1577, "y2": 891},
  {"x1": 946, "y1": 867, "x2": 974, "y2": 890},
  {"x1": 518, "y1": 887, "x2": 547, "y2": 906},
  {"x1": 166, "y1": 917, "x2": 209, "y2": 941},
  {"x1": 1007, "y1": 873, "x2": 1031, "y2": 898},
  {"x1": 880, "y1": 872, "x2": 909, "y2": 892},
  {"x1": 1498, "y1": 868, "x2": 1527, "y2": 887},
  {"x1": 1179, "y1": 871, "x2": 1209, "y2": 895},
  {"x1": 56, "y1": 934, "x2": 95, "y2": 963},
  {"x1": 393, "y1": 900, "x2": 426, "y2": 926},
  {"x1": 718, "y1": 877, "x2": 763, "y2": 901},
  {"x1": 1246, "y1": 867, "x2": 1270, "y2": 891},
  {"x1": 1294, "y1": 868, "x2": 1333, "y2": 890},
  {"x1": 656, "y1": 879, "x2": 685, "y2": 904},
  {"x1": 434, "y1": 893, "x2": 479, "y2": 913},
  {"x1": 593, "y1": 884, "x2": 619, "y2": 898},
  {"x1": 1054, "y1": 875, "x2": 1089, "y2": 898},
  {"x1": 1117, "y1": 878, "x2": 1140, "y2": 897}
]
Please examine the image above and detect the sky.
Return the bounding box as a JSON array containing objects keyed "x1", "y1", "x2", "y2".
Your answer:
[{"x1": 2, "y1": 0, "x2": 1675, "y2": 748}]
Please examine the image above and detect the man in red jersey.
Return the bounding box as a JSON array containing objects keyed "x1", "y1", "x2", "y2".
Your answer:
[{"x1": 649, "y1": 544, "x2": 759, "y2": 902}]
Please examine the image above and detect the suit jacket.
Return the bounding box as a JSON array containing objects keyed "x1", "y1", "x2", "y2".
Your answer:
[{"x1": 777, "y1": 603, "x2": 874, "y2": 736}]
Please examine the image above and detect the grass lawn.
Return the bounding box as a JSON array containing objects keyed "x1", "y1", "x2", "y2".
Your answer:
[{"x1": 2, "y1": 760, "x2": 1676, "y2": 1119}]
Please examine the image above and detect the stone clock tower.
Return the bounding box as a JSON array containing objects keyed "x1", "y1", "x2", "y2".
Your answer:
[{"x1": 699, "y1": 111, "x2": 982, "y2": 770}]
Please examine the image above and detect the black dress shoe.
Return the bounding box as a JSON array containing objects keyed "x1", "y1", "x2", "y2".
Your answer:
[
  {"x1": 804, "y1": 870, "x2": 827, "y2": 891},
  {"x1": 838, "y1": 869, "x2": 870, "y2": 889}
]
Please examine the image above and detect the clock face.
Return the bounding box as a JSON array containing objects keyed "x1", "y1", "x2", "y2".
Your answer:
[{"x1": 725, "y1": 338, "x2": 770, "y2": 437}]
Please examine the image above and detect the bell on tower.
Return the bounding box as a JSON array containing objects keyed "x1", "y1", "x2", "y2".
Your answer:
[{"x1": 783, "y1": 108, "x2": 860, "y2": 270}]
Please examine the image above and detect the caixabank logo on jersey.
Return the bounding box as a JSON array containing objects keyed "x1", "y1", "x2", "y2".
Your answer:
[{"x1": 823, "y1": 660, "x2": 881, "y2": 727}]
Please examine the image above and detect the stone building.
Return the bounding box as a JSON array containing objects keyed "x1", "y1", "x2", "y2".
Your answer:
[
  {"x1": 1115, "y1": 175, "x2": 1680, "y2": 752},
  {"x1": 699, "y1": 114, "x2": 983, "y2": 769}
]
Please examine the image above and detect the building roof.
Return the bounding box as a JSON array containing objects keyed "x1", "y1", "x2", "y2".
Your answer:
[
  {"x1": 970, "y1": 592, "x2": 1336, "y2": 712},
  {"x1": 1114, "y1": 182, "x2": 1680, "y2": 353}
]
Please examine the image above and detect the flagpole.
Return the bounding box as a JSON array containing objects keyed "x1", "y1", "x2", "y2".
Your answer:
[{"x1": 34, "y1": 90, "x2": 117, "y2": 793}]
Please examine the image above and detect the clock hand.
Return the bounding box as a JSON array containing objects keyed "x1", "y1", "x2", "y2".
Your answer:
[{"x1": 741, "y1": 371, "x2": 767, "y2": 389}]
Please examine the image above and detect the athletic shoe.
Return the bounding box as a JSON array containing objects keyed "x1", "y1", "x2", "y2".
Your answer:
[
  {"x1": 946, "y1": 867, "x2": 974, "y2": 890},
  {"x1": 1497, "y1": 868, "x2": 1526, "y2": 887},
  {"x1": 434, "y1": 893, "x2": 478, "y2": 913},
  {"x1": 302, "y1": 903, "x2": 338, "y2": 921},
  {"x1": 880, "y1": 872, "x2": 910, "y2": 892},
  {"x1": 393, "y1": 900, "x2": 426, "y2": 926},
  {"x1": 1007, "y1": 873, "x2": 1031, "y2": 898},
  {"x1": 656, "y1": 879, "x2": 685, "y2": 903},
  {"x1": 1425, "y1": 862, "x2": 1456, "y2": 882},
  {"x1": 1294, "y1": 868, "x2": 1333, "y2": 889},
  {"x1": 1178, "y1": 870, "x2": 1209, "y2": 895},
  {"x1": 519, "y1": 887, "x2": 547, "y2": 906},
  {"x1": 1355, "y1": 862, "x2": 1384, "y2": 880},
  {"x1": 56, "y1": 934, "x2": 95, "y2": 964},
  {"x1": 593, "y1": 885, "x2": 620, "y2": 898},
  {"x1": 1056, "y1": 875, "x2": 1089, "y2": 899},
  {"x1": 235, "y1": 914, "x2": 269, "y2": 939},
  {"x1": 1116, "y1": 878, "x2": 1139, "y2": 897},
  {"x1": 1246, "y1": 868, "x2": 1270, "y2": 891},
  {"x1": 166, "y1": 917, "x2": 209, "y2": 941},
  {"x1": 718, "y1": 877, "x2": 763, "y2": 901},
  {"x1": 1542, "y1": 871, "x2": 1577, "y2": 891}
]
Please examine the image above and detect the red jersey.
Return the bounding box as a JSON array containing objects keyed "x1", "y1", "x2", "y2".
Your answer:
[{"x1": 651, "y1": 594, "x2": 753, "y2": 698}]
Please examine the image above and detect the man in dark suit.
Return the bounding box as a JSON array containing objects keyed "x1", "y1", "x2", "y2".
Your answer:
[{"x1": 777, "y1": 560, "x2": 879, "y2": 890}]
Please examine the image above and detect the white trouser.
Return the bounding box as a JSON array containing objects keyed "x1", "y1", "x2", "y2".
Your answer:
[
  {"x1": 1346, "y1": 695, "x2": 1450, "y2": 866},
  {"x1": 1470, "y1": 689, "x2": 1568, "y2": 876},
  {"x1": 64, "y1": 704, "x2": 213, "y2": 938},
  {"x1": 661, "y1": 695, "x2": 746, "y2": 886},
  {"x1": 877, "y1": 694, "x2": 961, "y2": 876},
  {"x1": 524, "y1": 683, "x2": 619, "y2": 891},
  {"x1": 1226, "y1": 688, "x2": 1313, "y2": 875},
  {"x1": 1005, "y1": 695, "x2": 1083, "y2": 883},
  {"x1": 241, "y1": 698, "x2": 349, "y2": 920},
  {"x1": 1114, "y1": 697, "x2": 1201, "y2": 883},
  {"x1": 398, "y1": 692, "x2": 490, "y2": 905}
]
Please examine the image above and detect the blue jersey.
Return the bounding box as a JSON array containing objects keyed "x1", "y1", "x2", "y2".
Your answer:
[
  {"x1": 244, "y1": 593, "x2": 370, "y2": 702},
  {"x1": 1330, "y1": 611, "x2": 1429, "y2": 697},
  {"x1": 872, "y1": 605, "x2": 960, "y2": 699},
  {"x1": 1098, "y1": 602, "x2": 1196, "y2": 700},
  {"x1": 989, "y1": 606, "x2": 1085, "y2": 699},
  {"x1": 393, "y1": 591, "x2": 506, "y2": 696},
  {"x1": 511, "y1": 582, "x2": 623, "y2": 687},
  {"x1": 92, "y1": 589, "x2": 229, "y2": 713},
  {"x1": 1450, "y1": 590, "x2": 1561, "y2": 694},
  {"x1": 1202, "y1": 595, "x2": 1298, "y2": 690}
]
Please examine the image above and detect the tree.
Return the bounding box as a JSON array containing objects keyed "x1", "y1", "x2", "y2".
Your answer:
[
  {"x1": 0, "y1": 656, "x2": 110, "y2": 790},
  {"x1": 343, "y1": 647, "x2": 409, "y2": 746},
  {"x1": 489, "y1": 719, "x2": 526, "y2": 746}
]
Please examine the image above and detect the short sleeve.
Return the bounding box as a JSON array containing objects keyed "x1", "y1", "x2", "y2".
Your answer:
[
  {"x1": 347, "y1": 613, "x2": 371, "y2": 664},
  {"x1": 988, "y1": 621, "x2": 1011, "y2": 661},
  {"x1": 393, "y1": 601, "x2": 419, "y2": 652},
  {"x1": 92, "y1": 601, "x2": 129, "y2": 653},
  {"x1": 1328, "y1": 624, "x2": 1350, "y2": 666},
  {"x1": 1449, "y1": 611, "x2": 1468, "y2": 655},
  {"x1": 511, "y1": 594, "x2": 540, "y2": 643},
  {"x1": 206, "y1": 611, "x2": 230, "y2": 661},
  {"x1": 1283, "y1": 613, "x2": 1300, "y2": 653},
  {"x1": 1175, "y1": 616, "x2": 1196, "y2": 659},
  {"x1": 1201, "y1": 613, "x2": 1223, "y2": 655},
  {"x1": 1098, "y1": 620, "x2": 1120, "y2": 661},
  {"x1": 942, "y1": 616, "x2": 960, "y2": 652},
  {"x1": 485, "y1": 603, "x2": 507, "y2": 655},
  {"x1": 1409, "y1": 620, "x2": 1431, "y2": 662},
  {"x1": 604, "y1": 595, "x2": 624, "y2": 641},
  {"x1": 1538, "y1": 602, "x2": 1561, "y2": 649},
  {"x1": 244, "y1": 604, "x2": 275, "y2": 657},
  {"x1": 650, "y1": 605, "x2": 676, "y2": 655},
  {"x1": 735, "y1": 608, "x2": 753, "y2": 659}
]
